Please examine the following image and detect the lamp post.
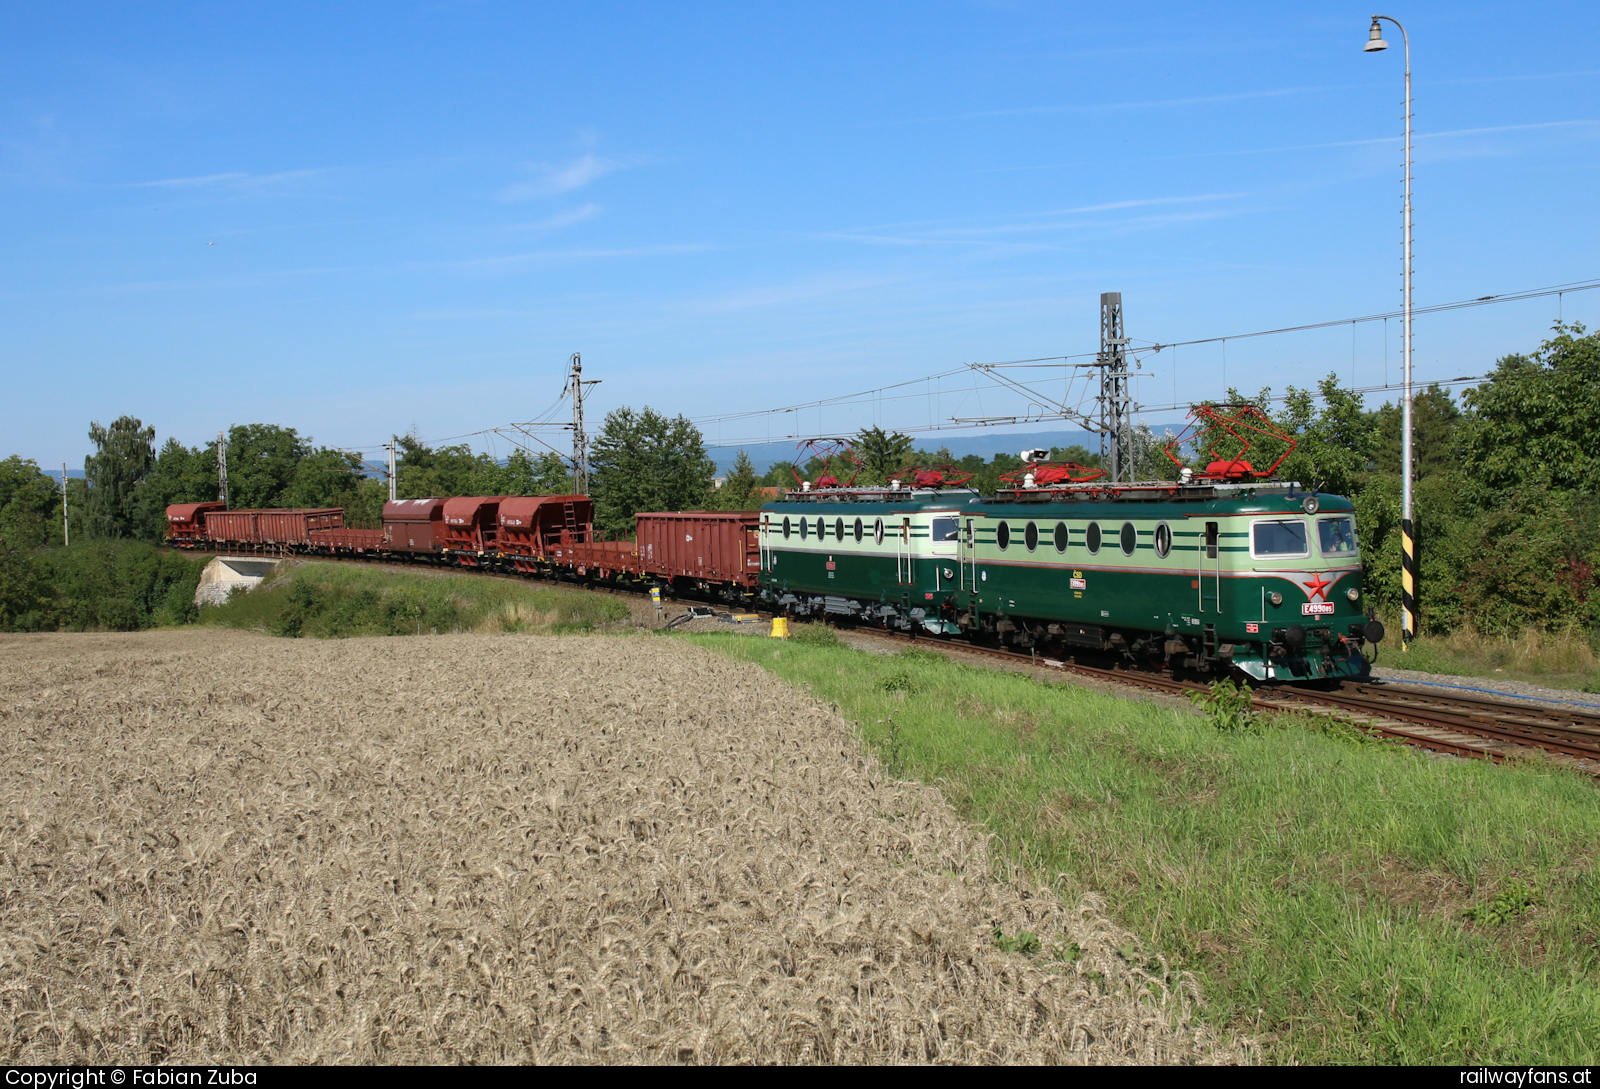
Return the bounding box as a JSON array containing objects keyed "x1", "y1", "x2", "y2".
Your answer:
[{"x1": 1364, "y1": 14, "x2": 1414, "y2": 650}]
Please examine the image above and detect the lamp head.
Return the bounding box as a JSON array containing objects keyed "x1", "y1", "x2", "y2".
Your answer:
[{"x1": 1363, "y1": 18, "x2": 1389, "y2": 51}]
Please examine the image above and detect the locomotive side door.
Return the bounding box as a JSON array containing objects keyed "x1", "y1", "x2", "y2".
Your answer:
[{"x1": 1199, "y1": 520, "x2": 1221, "y2": 612}]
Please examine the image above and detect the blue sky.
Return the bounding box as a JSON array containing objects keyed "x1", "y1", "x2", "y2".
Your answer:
[{"x1": 4, "y1": 1, "x2": 1597, "y2": 468}]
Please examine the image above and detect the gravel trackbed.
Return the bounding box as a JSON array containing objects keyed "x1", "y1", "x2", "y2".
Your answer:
[{"x1": 0, "y1": 630, "x2": 1220, "y2": 1064}]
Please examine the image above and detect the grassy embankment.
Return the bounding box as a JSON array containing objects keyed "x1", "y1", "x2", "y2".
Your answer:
[
  {"x1": 198, "y1": 559, "x2": 630, "y2": 637},
  {"x1": 1370, "y1": 614, "x2": 1600, "y2": 693},
  {"x1": 682, "y1": 629, "x2": 1600, "y2": 1065}
]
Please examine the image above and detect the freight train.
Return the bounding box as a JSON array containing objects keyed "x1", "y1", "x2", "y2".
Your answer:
[
  {"x1": 165, "y1": 496, "x2": 763, "y2": 600},
  {"x1": 166, "y1": 474, "x2": 1380, "y2": 683}
]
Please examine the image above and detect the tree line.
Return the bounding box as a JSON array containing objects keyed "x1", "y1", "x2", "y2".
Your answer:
[{"x1": 3, "y1": 322, "x2": 1597, "y2": 636}]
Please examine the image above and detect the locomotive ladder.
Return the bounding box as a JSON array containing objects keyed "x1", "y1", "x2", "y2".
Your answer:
[{"x1": 959, "y1": 517, "x2": 977, "y2": 591}]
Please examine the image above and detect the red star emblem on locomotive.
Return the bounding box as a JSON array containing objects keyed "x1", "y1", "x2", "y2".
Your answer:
[{"x1": 1301, "y1": 572, "x2": 1334, "y2": 601}]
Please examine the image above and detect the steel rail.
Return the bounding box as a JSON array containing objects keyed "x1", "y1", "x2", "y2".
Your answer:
[
  {"x1": 838, "y1": 625, "x2": 1600, "y2": 774},
  {"x1": 183, "y1": 542, "x2": 1599, "y2": 774}
]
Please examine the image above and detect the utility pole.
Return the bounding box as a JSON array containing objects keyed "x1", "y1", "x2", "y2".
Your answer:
[
  {"x1": 386, "y1": 439, "x2": 398, "y2": 502},
  {"x1": 217, "y1": 430, "x2": 229, "y2": 507},
  {"x1": 1097, "y1": 292, "x2": 1134, "y2": 483},
  {"x1": 566, "y1": 352, "x2": 601, "y2": 494},
  {"x1": 60, "y1": 464, "x2": 69, "y2": 546}
]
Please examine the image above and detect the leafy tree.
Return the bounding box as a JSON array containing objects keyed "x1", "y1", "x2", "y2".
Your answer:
[
  {"x1": 84, "y1": 416, "x2": 155, "y2": 539},
  {"x1": 0, "y1": 533, "x2": 47, "y2": 629},
  {"x1": 1459, "y1": 323, "x2": 1600, "y2": 492},
  {"x1": 1372, "y1": 385, "x2": 1460, "y2": 480},
  {"x1": 716, "y1": 450, "x2": 764, "y2": 510},
  {"x1": 0, "y1": 456, "x2": 64, "y2": 548},
  {"x1": 1050, "y1": 444, "x2": 1102, "y2": 468},
  {"x1": 1275, "y1": 375, "x2": 1376, "y2": 497},
  {"x1": 852, "y1": 427, "x2": 914, "y2": 485},
  {"x1": 590, "y1": 406, "x2": 715, "y2": 535},
  {"x1": 133, "y1": 438, "x2": 219, "y2": 540},
  {"x1": 341, "y1": 477, "x2": 389, "y2": 529},
  {"x1": 495, "y1": 448, "x2": 574, "y2": 495},
  {"x1": 226, "y1": 423, "x2": 311, "y2": 508},
  {"x1": 282, "y1": 447, "x2": 366, "y2": 508},
  {"x1": 395, "y1": 434, "x2": 500, "y2": 498}
]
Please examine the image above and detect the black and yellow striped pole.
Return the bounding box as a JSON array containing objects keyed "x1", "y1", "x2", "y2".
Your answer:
[
  {"x1": 1401, "y1": 515, "x2": 1416, "y2": 647},
  {"x1": 1365, "y1": 15, "x2": 1414, "y2": 648}
]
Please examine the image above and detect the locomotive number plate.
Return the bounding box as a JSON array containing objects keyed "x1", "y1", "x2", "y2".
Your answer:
[{"x1": 1301, "y1": 602, "x2": 1335, "y2": 616}]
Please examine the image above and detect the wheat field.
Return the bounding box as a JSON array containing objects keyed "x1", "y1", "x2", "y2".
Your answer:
[{"x1": 0, "y1": 630, "x2": 1223, "y2": 1064}]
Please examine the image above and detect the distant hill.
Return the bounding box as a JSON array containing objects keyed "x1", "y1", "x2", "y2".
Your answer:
[{"x1": 707, "y1": 427, "x2": 1185, "y2": 475}]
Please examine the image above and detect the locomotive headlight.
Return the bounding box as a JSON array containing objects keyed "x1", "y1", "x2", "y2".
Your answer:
[
  {"x1": 1346, "y1": 587, "x2": 1360, "y2": 601},
  {"x1": 1268, "y1": 591, "x2": 1283, "y2": 606}
]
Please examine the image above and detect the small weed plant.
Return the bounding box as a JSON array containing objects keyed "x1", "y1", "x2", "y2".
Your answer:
[{"x1": 1190, "y1": 678, "x2": 1255, "y2": 731}]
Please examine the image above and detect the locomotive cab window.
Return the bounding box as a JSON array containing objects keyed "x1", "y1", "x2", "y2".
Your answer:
[
  {"x1": 1252, "y1": 519, "x2": 1310, "y2": 557},
  {"x1": 1205, "y1": 521, "x2": 1218, "y2": 559},
  {"x1": 1317, "y1": 516, "x2": 1358, "y2": 555},
  {"x1": 931, "y1": 516, "x2": 958, "y2": 553}
]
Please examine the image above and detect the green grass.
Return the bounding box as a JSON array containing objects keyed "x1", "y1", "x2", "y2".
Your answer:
[
  {"x1": 681, "y1": 629, "x2": 1600, "y2": 1065},
  {"x1": 1372, "y1": 614, "x2": 1600, "y2": 694},
  {"x1": 198, "y1": 559, "x2": 630, "y2": 638}
]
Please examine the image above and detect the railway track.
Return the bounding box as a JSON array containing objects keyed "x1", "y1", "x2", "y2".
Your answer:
[
  {"x1": 221, "y1": 549, "x2": 1600, "y2": 776},
  {"x1": 840, "y1": 626, "x2": 1600, "y2": 777}
]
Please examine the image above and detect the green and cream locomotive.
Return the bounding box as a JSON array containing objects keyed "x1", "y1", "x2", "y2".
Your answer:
[{"x1": 759, "y1": 474, "x2": 1381, "y2": 682}]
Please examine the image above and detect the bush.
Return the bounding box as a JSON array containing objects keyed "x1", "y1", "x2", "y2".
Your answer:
[{"x1": 0, "y1": 538, "x2": 205, "y2": 631}]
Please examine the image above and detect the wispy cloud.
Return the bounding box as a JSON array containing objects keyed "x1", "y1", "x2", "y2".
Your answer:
[
  {"x1": 133, "y1": 168, "x2": 326, "y2": 189},
  {"x1": 685, "y1": 273, "x2": 912, "y2": 314},
  {"x1": 965, "y1": 121, "x2": 1600, "y2": 174},
  {"x1": 510, "y1": 203, "x2": 602, "y2": 232},
  {"x1": 901, "y1": 85, "x2": 1333, "y2": 125},
  {"x1": 500, "y1": 153, "x2": 642, "y2": 201},
  {"x1": 836, "y1": 192, "x2": 1247, "y2": 241},
  {"x1": 445, "y1": 243, "x2": 711, "y2": 270}
]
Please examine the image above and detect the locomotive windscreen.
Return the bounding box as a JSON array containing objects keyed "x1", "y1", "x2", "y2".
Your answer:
[
  {"x1": 1317, "y1": 516, "x2": 1358, "y2": 554},
  {"x1": 1252, "y1": 519, "x2": 1309, "y2": 556}
]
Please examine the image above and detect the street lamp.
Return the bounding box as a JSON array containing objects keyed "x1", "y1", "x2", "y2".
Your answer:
[{"x1": 1364, "y1": 14, "x2": 1414, "y2": 650}]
